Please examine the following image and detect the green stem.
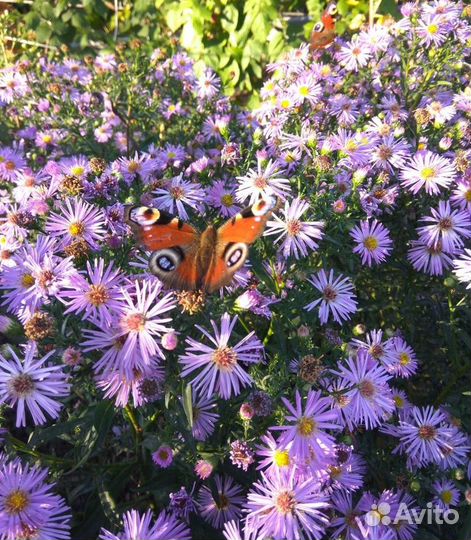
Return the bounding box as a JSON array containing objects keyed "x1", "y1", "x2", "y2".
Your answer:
[{"x1": 124, "y1": 404, "x2": 142, "y2": 441}]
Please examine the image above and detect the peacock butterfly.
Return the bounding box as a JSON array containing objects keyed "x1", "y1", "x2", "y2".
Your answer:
[{"x1": 310, "y1": 3, "x2": 338, "y2": 51}]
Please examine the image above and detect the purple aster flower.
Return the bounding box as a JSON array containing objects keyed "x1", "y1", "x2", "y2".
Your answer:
[
  {"x1": 45, "y1": 197, "x2": 106, "y2": 250},
  {"x1": 191, "y1": 393, "x2": 219, "y2": 441},
  {"x1": 60, "y1": 155, "x2": 90, "y2": 180},
  {"x1": 453, "y1": 248, "x2": 471, "y2": 288},
  {"x1": 417, "y1": 14, "x2": 449, "y2": 47},
  {"x1": 437, "y1": 427, "x2": 470, "y2": 471},
  {"x1": 450, "y1": 178, "x2": 471, "y2": 212},
  {"x1": 351, "y1": 329, "x2": 395, "y2": 364},
  {"x1": 332, "y1": 350, "x2": 395, "y2": 430},
  {"x1": 197, "y1": 475, "x2": 244, "y2": 529},
  {"x1": 393, "y1": 406, "x2": 455, "y2": 469},
  {"x1": 153, "y1": 174, "x2": 205, "y2": 220},
  {"x1": 265, "y1": 198, "x2": 324, "y2": 259},
  {"x1": 207, "y1": 181, "x2": 241, "y2": 218},
  {"x1": 383, "y1": 337, "x2": 418, "y2": 378},
  {"x1": 271, "y1": 389, "x2": 340, "y2": 466},
  {"x1": 304, "y1": 269, "x2": 358, "y2": 324},
  {"x1": 114, "y1": 279, "x2": 176, "y2": 375},
  {"x1": 169, "y1": 486, "x2": 196, "y2": 520},
  {"x1": 256, "y1": 432, "x2": 292, "y2": 477},
  {"x1": 0, "y1": 344, "x2": 70, "y2": 427},
  {"x1": 0, "y1": 70, "x2": 29, "y2": 103},
  {"x1": 59, "y1": 258, "x2": 124, "y2": 325},
  {"x1": 245, "y1": 468, "x2": 329, "y2": 540},
  {"x1": 99, "y1": 509, "x2": 190, "y2": 540},
  {"x1": 0, "y1": 458, "x2": 71, "y2": 540},
  {"x1": 417, "y1": 200, "x2": 471, "y2": 252},
  {"x1": 230, "y1": 440, "x2": 255, "y2": 471},
  {"x1": 370, "y1": 135, "x2": 411, "y2": 172},
  {"x1": 350, "y1": 219, "x2": 393, "y2": 266},
  {"x1": 236, "y1": 159, "x2": 291, "y2": 205},
  {"x1": 326, "y1": 445, "x2": 366, "y2": 493},
  {"x1": 330, "y1": 490, "x2": 364, "y2": 540},
  {"x1": 407, "y1": 239, "x2": 454, "y2": 275},
  {"x1": 197, "y1": 69, "x2": 221, "y2": 99},
  {"x1": 0, "y1": 147, "x2": 26, "y2": 182},
  {"x1": 113, "y1": 152, "x2": 156, "y2": 184},
  {"x1": 432, "y1": 479, "x2": 460, "y2": 511},
  {"x1": 152, "y1": 445, "x2": 174, "y2": 468},
  {"x1": 358, "y1": 489, "x2": 400, "y2": 540},
  {"x1": 179, "y1": 313, "x2": 264, "y2": 399},
  {"x1": 330, "y1": 129, "x2": 373, "y2": 168},
  {"x1": 400, "y1": 152, "x2": 456, "y2": 195}
]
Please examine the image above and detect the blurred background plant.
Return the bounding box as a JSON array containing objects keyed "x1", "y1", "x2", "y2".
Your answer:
[{"x1": 0, "y1": 0, "x2": 401, "y2": 100}]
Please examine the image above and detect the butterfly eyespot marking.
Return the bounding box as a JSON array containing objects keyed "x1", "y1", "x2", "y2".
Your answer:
[
  {"x1": 131, "y1": 206, "x2": 161, "y2": 226},
  {"x1": 224, "y1": 242, "x2": 249, "y2": 269},
  {"x1": 327, "y1": 4, "x2": 337, "y2": 16},
  {"x1": 314, "y1": 21, "x2": 325, "y2": 32},
  {"x1": 251, "y1": 197, "x2": 276, "y2": 217},
  {"x1": 149, "y1": 247, "x2": 183, "y2": 274}
]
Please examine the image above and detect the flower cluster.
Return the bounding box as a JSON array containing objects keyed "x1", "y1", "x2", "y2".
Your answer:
[{"x1": 0, "y1": 1, "x2": 470, "y2": 539}]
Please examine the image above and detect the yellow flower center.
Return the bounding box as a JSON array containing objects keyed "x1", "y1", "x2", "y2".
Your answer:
[
  {"x1": 221, "y1": 194, "x2": 234, "y2": 207},
  {"x1": 69, "y1": 222, "x2": 85, "y2": 236},
  {"x1": 465, "y1": 189, "x2": 471, "y2": 202},
  {"x1": 280, "y1": 99, "x2": 291, "y2": 109},
  {"x1": 5, "y1": 490, "x2": 30, "y2": 515},
  {"x1": 428, "y1": 23, "x2": 439, "y2": 34},
  {"x1": 21, "y1": 273, "x2": 35, "y2": 288},
  {"x1": 297, "y1": 416, "x2": 316, "y2": 436},
  {"x1": 299, "y1": 86, "x2": 309, "y2": 97},
  {"x1": 71, "y1": 165, "x2": 85, "y2": 177},
  {"x1": 399, "y1": 353, "x2": 410, "y2": 366},
  {"x1": 441, "y1": 490, "x2": 453, "y2": 504},
  {"x1": 42, "y1": 135, "x2": 52, "y2": 144},
  {"x1": 394, "y1": 395, "x2": 405, "y2": 408},
  {"x1": 273, "y1": 450, "x2": 290, "y2": 467},
  {"x1": 364, "y1": 236, "x2": 379, "y2": 251},
  {"x1": 127, "y1": 161, "x2": 139, "y2": 173},
  {"x1": 421, "y1": 167, "x2": 436, "y2": 180},
  {"x1": 345, "y1": 140, "x2": 357, "y2": 152}
]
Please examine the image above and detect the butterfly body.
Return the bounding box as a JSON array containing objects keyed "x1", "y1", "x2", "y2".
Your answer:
[
  {"x1": 310, "y1": 3, "x2": 337, "y2": 51},
  {"x1": 125, "y1": 198, "x2": 277, "y2": 293}
]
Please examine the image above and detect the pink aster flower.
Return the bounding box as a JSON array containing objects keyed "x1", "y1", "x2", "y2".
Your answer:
[
  {"x1": 265, "y1": 198, "x2": 324, "y2": 259},
  {"x1": 179, "y1": 313, "x2": 264, "y2": 399},
  {"x1": 245, "y1": 468, "x2": 329, "y2": 540},
  {"x1": 45, "y1": 197, "x2": 107, "y2": 250},
  {"x1": 337, "y1": 37, "x2": 372, "y2": 71},
  {"x1": 350, "y1": 219, "x2": 393, "y2": 266},
  {"x1": 400, "y1": 152, "x2": 456, "y2": 195},
  {"x1": 236, "y1": 159, "x2": 291, "y2": 205},
  {"x1": 271, "y1": 389, "x2": 340, "y2": 466},
  {"x1": 304, "y1": 269, "x2": 358, "y2": 324},
  {"x1": 0, "y1": 344, "x2": 70, "y2": 427},
  {"x1": 417, "y1": 200, "x2": 471, "y2": 252}
]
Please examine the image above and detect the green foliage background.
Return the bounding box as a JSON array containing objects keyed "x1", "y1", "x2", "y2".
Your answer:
[{"x1": 1, "y1": 0, "x2": 400, "y2": 99}]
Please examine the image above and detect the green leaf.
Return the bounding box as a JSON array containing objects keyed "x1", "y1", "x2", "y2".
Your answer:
[
  {"x1": 182, "y1": 384, "x2": 193, "y2": 428},
  {"x1": 378, "y1": 0, "x2": 402, "y2": 20}
]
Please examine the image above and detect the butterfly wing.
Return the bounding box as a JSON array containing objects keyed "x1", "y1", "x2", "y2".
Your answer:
[
  {"x1": 125, "y1": 205, "x2": 202, "y2": 290},
  {"x1": 202, "y1": 197, "x2": 278, "y2": 292},
  {"x1": 310, "y1": 3, "x2": 337, "y2": 50}
]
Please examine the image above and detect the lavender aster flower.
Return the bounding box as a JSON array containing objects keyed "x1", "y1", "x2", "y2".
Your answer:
[
  {"x1": 99, "y1": 509, "x2": 190, "y2": 540},
  {"x1": 350, "y1": 220, "x2": 393, "y2": 266},
  {"x1": 153, "y1": 174, "x2": 205, "y2": 220},
  {"x1": 265, "y1": 198, "x2": 324, "y2": 259},
  {"x1": 271, "y1": 389, "x2": 340, "y2": 466},
  {"x1": 245, "y1": 469, "x2": 329, "y2": 540},
  {"x1": 0, "y1": 344, "x2": 69, "y2": 427},
  {"x1": 453, "y1": 248, "x2": 471, "y2": 288},
  {"x1": 400, "y1": 152, "x2": 456, "y2": 195},
  {"x1": 179, "y1": 313, "x2": 264, "y2": 399},
  {"x1": 236, "y1": 159, "x2": 291, "y2": 204},
  {"x1": 304, "y1": 269, "x2": 358, "y2": 324},
  {"x1": 197, "y1": 475, "x2": 244, "y2": 529}
]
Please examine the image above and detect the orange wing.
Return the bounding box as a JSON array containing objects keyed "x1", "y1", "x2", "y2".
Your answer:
[
  {"x1": 124, "y1": 205, "x2": 197, "y2": 251},
  {"x1": 310, "y1": 3, "x2": 337, "y2": 51},
  {"x1": 202, "y1": 197, "x2": 278, "y2": 292}
]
